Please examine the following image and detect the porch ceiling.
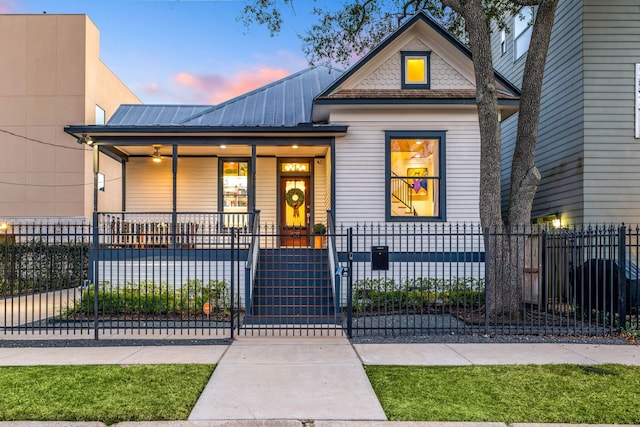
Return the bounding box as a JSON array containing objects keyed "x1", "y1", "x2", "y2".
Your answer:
[{"x1": 117, "y1": 144, "x2": 329, "y2": 158}]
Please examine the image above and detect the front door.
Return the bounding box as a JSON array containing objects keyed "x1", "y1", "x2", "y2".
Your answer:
[{"x1": 280, "y1": 176, "x2": 310, "y2": 246}]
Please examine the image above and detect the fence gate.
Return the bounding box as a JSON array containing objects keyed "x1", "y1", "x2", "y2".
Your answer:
[{"x1": 237, "y1": 225, "x2": 346, "y2": 337}]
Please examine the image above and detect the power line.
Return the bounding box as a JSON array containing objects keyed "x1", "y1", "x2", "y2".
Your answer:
[
  {"x1": 0, "y1": 128, "x2": 90, "y2": 152},
  {"x1": 0, "y1": 177, "x2": 122, "y2": 188}
]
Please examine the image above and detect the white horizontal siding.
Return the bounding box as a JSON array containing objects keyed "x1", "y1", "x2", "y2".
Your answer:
[
  {"x1": 177, "y1": 157, "x2": 217, "y2": 211},
  {"x1": 331, "y1": 108, "x2": 481, "y2": 226},
  {"x1": 126, "y1": 157, "x2": 218, "y2": 212},
  {"x1": 255, "y1": 157, "x2": 277, "y2": 224},
  {"x1": 126, "y1": 158, "x2": 173, "y2": 212},
  {"x1": 314, "y1": 157, "x2": 328, "y2": 226}
]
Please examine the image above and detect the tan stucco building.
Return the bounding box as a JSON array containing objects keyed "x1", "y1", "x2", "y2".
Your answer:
[{"x1": 0, "y1": 14, "x2": 140, "y2": 219}]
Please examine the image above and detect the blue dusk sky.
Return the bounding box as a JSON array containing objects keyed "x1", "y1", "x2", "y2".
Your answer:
[{"x1": 1, "y1": 0, "x2": 341, "y2": 104}]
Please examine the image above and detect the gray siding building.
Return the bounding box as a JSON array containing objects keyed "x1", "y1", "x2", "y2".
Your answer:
[{"x1": 494, "y1": 1, "x2": 640, "y2": 226}]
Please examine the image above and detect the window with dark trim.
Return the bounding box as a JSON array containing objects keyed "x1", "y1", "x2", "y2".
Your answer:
[
  {"x1": 219, "y1": 158, "x2": 249, "y2": 213},
  {"x1": 500, "y1": 29, "x2": 507, "y2": 56},
  {"x1": 401, "y1": 51, "x2": 431, "y2": 89},
  {"x1": 386, "y1": 131, "x2": 445, "y2": 221}
]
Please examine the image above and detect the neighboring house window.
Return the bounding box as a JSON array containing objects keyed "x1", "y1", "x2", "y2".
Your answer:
[
  {"x1": 95, "y1": 105, "x2": 106, "y2": 125},
  {"x1": 220, "y1": 159, "x2": 249, "y2": 226},
  {"x1": 401, "y1": 51, "x2": 431, "y2": 89},
  {"x1": 500, "y1": 29, "x2": 507, "y2": 55},
  {"x1": 514, "y1": 7, "x2": 534, "y2": 61},
  {"x1": 386, "y1": 131, "x2": 445, "y2": 221}
]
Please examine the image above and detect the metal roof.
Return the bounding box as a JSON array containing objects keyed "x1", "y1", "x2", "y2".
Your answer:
[
  {"x1": 180, "y1": 65, "x2": 343, "y2": 127},
  {"x1": 107, "y1": 105, "x2": 212, "y2": 126}
]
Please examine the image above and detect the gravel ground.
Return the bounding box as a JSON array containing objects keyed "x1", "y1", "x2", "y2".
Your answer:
[{"x1": 1, "y1": 313, "x2": 635, "y2": 346}]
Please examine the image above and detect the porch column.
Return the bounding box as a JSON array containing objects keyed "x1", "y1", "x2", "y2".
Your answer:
[
  {"x1": 251, "y1": 144, "x2": 257, "y2": 211},
  {"x1": 93, "y1": 144, "x2": 99, "y2": 212},
  {"x1": 172, "y1": 144, "x2": 178, "y2": 236}
]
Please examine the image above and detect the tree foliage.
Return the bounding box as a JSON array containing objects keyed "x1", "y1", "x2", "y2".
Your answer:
[{"x1": 241, "y1": 0, "x2": 525, "y2": 66}]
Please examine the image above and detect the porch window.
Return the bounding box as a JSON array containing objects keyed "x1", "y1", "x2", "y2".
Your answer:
[
  {"x1": 221, "y1": 160, "x2": 248, "y2": 213},
  {"x1": 386, "y1": 131, "x2": 445, "y2": 221},
  {"x1": 401, "y1": 51, "x2": 430, "y2": 89}
]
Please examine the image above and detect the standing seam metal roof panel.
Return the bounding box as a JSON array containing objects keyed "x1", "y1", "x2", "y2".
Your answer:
[
  {"x1": 107, "y1": 105, "x2": 212, "y2": 126},
  {"x1": 180, "y1": 65, "x2": 343, "y2": 127}
]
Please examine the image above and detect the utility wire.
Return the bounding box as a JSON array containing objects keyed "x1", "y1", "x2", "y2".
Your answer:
[
  {"x1": 0, "y1": 177, "x2": 122, "y2": 188},
  {"x1": 0, "y1": 128, "x2": 90, "y2": 151}
]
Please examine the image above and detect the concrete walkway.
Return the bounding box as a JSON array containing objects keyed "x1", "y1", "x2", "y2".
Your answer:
[
  {"x1": 189, "y1": 337, "x2": 386, "y2": 421},
  {"x1": 0, "y1": 338, "x2": 639, "y2": 426}
]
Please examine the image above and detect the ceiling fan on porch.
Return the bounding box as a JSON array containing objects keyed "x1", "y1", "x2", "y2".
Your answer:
[{"x1": 151, "y1": 144, "x2": 163, "y2": 163}]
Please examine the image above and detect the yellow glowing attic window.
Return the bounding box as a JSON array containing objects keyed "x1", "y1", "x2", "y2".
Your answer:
[
  {"x1": 406, "y1": 57, "x2": 426, "y2": 83},
  {"x1": 402, "y1": 51, "x2": 430, "y2": 89}
]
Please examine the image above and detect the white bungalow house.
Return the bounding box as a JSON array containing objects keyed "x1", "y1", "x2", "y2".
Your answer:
[
  {"x1": 65, "y1": 11, "x2": 518, "y2": 235},
  {"x1": 64, "y1": 12, "x2": 520, "y2": 323}
]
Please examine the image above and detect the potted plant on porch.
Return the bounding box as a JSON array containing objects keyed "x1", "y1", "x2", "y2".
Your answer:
[{"x1": 312, "y1": 223, "x2": 327, "y2": 248}]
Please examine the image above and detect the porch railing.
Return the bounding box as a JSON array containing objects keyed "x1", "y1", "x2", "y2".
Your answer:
[
  {"x1": 98, "y1": 211, "x2": 254, "y2": 248},
  {"x1": 244, "y1": 210, "x2": 261, "y2": 312},
  {"x1": 327, "y1": 211, "x2": 342, "y2": 315}
]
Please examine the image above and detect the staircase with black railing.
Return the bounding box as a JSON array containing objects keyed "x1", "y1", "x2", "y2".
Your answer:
[
  {"x1": 245, "y1": 248, "x2": 338, "y2": 325},
  {"x1": 391, "y1": 173, "x2": 418, "y2": 216}
]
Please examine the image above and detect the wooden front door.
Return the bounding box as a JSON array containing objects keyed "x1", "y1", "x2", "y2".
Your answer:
[{"x1": 280, "y1": 176, "x2": 310, "y2": 246}]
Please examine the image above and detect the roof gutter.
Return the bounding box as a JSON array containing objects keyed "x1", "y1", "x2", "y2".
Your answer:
[{"x1": 64, "y1": 124, "x2": 348, "y2": 139}]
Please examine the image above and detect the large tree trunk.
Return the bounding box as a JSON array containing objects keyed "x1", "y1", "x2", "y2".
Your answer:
[{"x1": 446, "y1": 0, "x2": 558, "y2": 318}]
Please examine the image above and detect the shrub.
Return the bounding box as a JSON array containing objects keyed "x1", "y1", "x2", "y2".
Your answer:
[
  {"x1": 0, "y1": 240, "x2": 89, "y2": 297},
  {"x1": 69, "y1": 279, "x2": 232, "y2": 318},
  {"x1": 353, "y1": 276, "x2": 485, "y2": 313}
]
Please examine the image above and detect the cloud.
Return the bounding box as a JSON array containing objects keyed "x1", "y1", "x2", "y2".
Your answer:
[
  {"x1": 0, "y1": 0, "x2": 20, "y2": 13},
  {"x1": 173, "y1": 66, "x2": 291, "y2": 104},
  {"x1": 141, "y1": 82, "x2": 160, "y2": 93}
]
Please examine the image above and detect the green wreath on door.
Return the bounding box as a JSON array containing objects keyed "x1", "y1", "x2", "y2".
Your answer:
[{"x1": 285, "y1": 188, "x2": 305, "y2": 217}]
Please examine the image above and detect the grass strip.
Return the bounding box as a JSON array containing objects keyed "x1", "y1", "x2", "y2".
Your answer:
[
  {"x1": 365, "y1": 364, "x2": 640, "y2": 424},
  {"x1": 0, "y1": 364, "x2": 215, "y2": 425}
]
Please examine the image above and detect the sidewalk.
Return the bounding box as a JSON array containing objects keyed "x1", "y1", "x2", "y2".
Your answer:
[{"x1": 0, "y1": 337, "x2": 639, "y2": 427}]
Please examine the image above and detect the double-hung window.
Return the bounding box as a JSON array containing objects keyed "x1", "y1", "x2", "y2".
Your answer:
[
  {"x1": 514, "y1": 7, "x2": 534, "y2": 60},
  {"x1": 386, "y1": 131, "x2": 445, "y2": 221}
]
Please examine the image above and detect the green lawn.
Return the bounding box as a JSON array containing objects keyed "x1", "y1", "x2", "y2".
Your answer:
[
  {"x1": 365, "y1": 364, "x2": 640, "y2": 424},
  {"x1": 0, "y1": 364, "x2": 215, "y2": 425}
]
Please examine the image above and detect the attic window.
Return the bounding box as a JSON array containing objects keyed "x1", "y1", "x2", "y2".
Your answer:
[{"x1": 402, "y1": 51, "x2": 430, "y2": 89}]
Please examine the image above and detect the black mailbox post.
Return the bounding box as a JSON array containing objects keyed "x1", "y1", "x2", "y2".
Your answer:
[{"x1": 371, "y1": 246, "x2": 389, "y2": 270}]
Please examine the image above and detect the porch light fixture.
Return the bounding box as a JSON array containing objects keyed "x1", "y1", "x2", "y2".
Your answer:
[
  {"x1": 292, "y1": 144, "x2": 299, "y2": 149},
  {"x1": 0, "y1": 223, "x2": 7, "y2": 231},
  {"x1": 77, "y1": 134, "x2": 94, "y2": 146},
  {"x1": 220, "y1": 145, "x2": 227, "y2": 149},
  {"x1": 152, "y1": 145, "x2": 162, "y2": 163},
  {"x1": 534, "y1": 212, "x2": 562, "y2": 229}
]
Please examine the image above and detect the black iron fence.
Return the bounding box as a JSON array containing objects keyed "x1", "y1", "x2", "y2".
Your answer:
[
  {"x1": 1, "y1": 216, "x2": 639, "y2": 339},
  {"x1": 340, "y1": 223, "x2": 639, "y2": 338}
]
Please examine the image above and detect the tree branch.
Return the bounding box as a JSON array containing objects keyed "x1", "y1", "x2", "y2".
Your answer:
[{"x1": 507, "y1": 0, "x2": 559, "y2": 226}]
